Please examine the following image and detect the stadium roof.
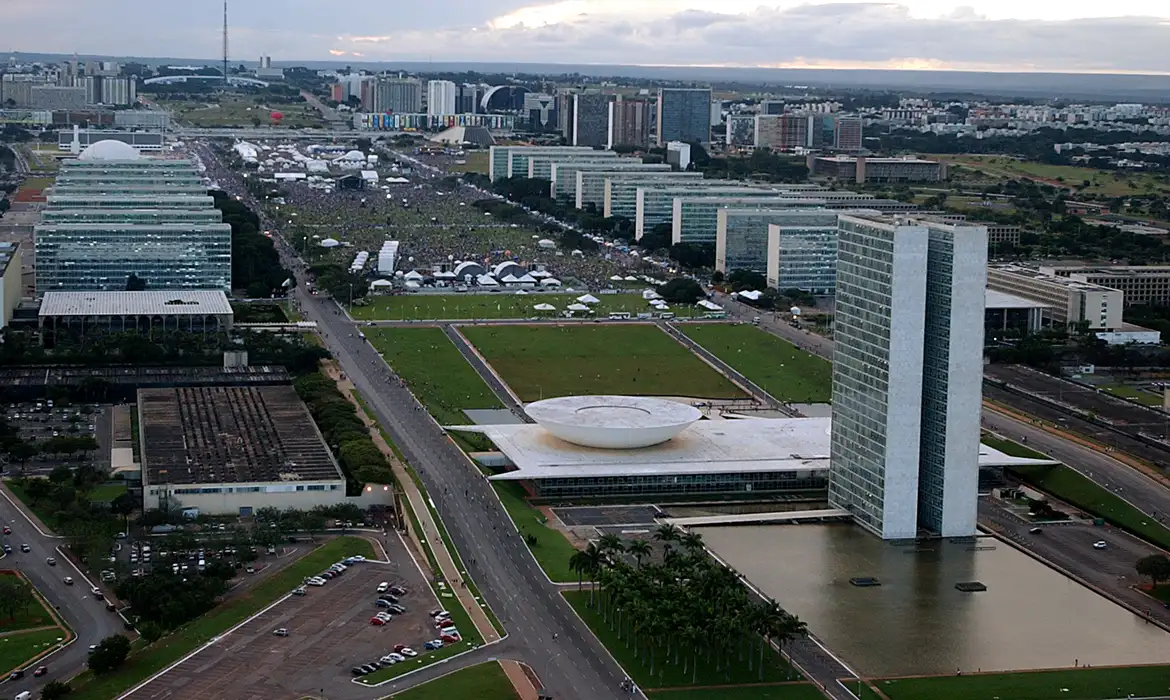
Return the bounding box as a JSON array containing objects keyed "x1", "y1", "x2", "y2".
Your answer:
[{"x1": 40, "y1": 291, "x2": 233, "y2": 317}]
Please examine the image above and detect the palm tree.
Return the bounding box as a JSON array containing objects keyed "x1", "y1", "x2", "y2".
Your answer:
[
  {"x1": 626, "y1": 539, "x2": 651, "y2": 568},
  {"x1": 653, "y1": 523, "x2": 679, "y2": 551},
  {"x1": 598, "y1": 533, "x2": 625, "y2": 560},
  {"x1": 569, "y1": 550, "x2": 591, "y2": 592},
  {"x1": 680, "y1": 531, "x2": 705, "y2": 553},
  {"x1": 583, "y1": 543, "x2": 604, "y2": 607}
]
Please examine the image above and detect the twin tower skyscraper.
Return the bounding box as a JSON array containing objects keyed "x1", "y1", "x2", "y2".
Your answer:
[{"x1": 828, "y1": 214, "x2": 989, "y2": 540}]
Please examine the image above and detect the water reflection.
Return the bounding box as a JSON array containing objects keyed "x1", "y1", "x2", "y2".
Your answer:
[{"x1": 697, "y1": 524, "x2": 1170, "y2": 677}]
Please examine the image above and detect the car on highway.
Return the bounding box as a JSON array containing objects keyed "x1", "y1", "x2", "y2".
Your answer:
[
  {"x1": 8, "y1": 669, "x2": 23, "y2": 680},
  {"x1": 91, "y1": 587, "x2": 104, "y2": 600},
  {"x1": 2, "y1": 525, "x2": 9, "y2": 534},
  {"x1": 20, "y1": 544, "x2": 30, "y2": 552},
  {"x1": 273, "y1": 628, "x2": 289, "y2": 637},
  {"x1": 63, "y1": 576, "x2": 73, "y2": 585},
  {"x1": 2, "y1": 544, "x2": 10, "y2": 554},
  {"x1": 46, "y1": 557, "x2": 56, "y2": 566},
  {"x1": 33, "y1": 665, "x2": 48, "y2": 677},
  {"x1": 1093, "y1": 540, "x2": 1108, "y2": 549}
]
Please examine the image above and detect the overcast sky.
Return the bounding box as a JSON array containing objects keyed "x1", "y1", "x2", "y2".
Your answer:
[{"x1": 8, "y1": 0, "x2": 1170, "y2": 73}]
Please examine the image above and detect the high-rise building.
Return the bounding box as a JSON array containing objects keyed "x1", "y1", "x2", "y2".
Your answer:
[
  {"x1": 834, "y1": 116, "x2": 864, "y2": 151},
  {"x1": 656, "y1": 88, "x2": 712, "y2": 145},
  {"x1": 607, "y1": 96, "x2": 652, "y2": 149},
  {"x1": 828, "y1": 215, "x2": 987, "y2": 540},
  {"x1": 455, "y1": 84, "x2": 483, "y2": 114},
  {"x1": 755, "y1": 114, "x2": 808, "y2": 151},
  {"x1": 371, "y1": 78, "x2": 421, "y2": 114},
  {"x1": 523, "y1": 93, "x2": 557, "y2": 131},
  {"x1": 85, "y1": 76, "x2": 136, "y2": 106},
  {"x1": 426, "y1": 80, "x2": 457, "y2": 117},
  {"x1": 725, "y1": 114, "x2": 756, "y2": 148},
  {"x1": 570, "y1": 93, "x2": 615, "y2": 148}
]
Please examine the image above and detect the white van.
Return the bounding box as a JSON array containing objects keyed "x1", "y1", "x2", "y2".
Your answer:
[{"x1": 17, "y1": 691, "x2": 33, "y2": 700}]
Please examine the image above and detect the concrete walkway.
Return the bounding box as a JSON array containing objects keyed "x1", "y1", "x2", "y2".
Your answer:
[{"x1": 321, "y1": 362, "x2": 503, "y2": 650}]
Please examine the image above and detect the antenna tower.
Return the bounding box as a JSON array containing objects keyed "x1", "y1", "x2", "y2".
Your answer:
[{"x1": 222, "y1": 1, "x2": 229, "y2": 86}]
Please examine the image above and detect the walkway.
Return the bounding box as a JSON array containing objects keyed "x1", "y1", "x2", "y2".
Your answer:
[
  {"x1": 321, "y1": 362, "x2": 503, "y2": 651},
  {"x1": 443, "y1": 326, "x2": 531, "y2": 423}
]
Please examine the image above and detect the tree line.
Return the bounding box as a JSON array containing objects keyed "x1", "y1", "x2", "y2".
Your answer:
[{"x1": 293, "y1": 372, "x2": 396, "y2": 491}]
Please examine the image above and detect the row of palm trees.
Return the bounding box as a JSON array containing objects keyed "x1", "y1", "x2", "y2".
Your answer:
[{"x1": 568, "y1": 524, "x2": 807, "y2": 686}]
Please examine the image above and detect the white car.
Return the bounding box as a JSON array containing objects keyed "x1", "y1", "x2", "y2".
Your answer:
[
  {"x1": 379, "y1": 654, "x2": 399, "y2": 665},
  {"x1": 400, "y1": 647, "x2": 417, "y2": 658},
  {"x1": 376, "y1": 582, "x2": 389, "y2": 593},
  {"x1": 1093, "y1": 540, "x2": 1108, "y2": 549},
  {"x1": 307, "y1": 578, "x2": 326, "y2": 587}
]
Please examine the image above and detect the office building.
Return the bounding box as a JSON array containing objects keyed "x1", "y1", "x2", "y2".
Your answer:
[
  {"x1": 30, "y1": 85, "x2": 86, "y2": 110},
  {"x1": 426, "y1": 80, "x2": 457, "y2": 117},
  {"x1": 608, "y1": 96, "x2": 652, "y2": 149},
  {"x1": 809, "y1": 155, "x2": 947, "y2": 183},
  {"x1": 834, "y1": 116, "x2": 864, "y2": 151},
  {"x1": 1039, "y1": 264, "x2": 1170, "y2": 306},
  {"x1": 84, "y1": 76, "x2": 137, "y2": 106},
  {"x1": 456, "y1": 84, "x2": 484, "y2": 115},
  {"x1": 523, "y1": 92, "x2": 557, "y2": 130},
  {"x1": 488, "y1": 146, "x2": 596, "y2": 182},
  {"x1": 114, "y1": 110, "x2": 169, "y2": 129},
  {"x1": 573, "y1": 168, "x2": 693, "y2": 211},
  {"x1": 755, "y1": 114, "x2": 808, "y2": 151},
  {"x1": 725, "y1": 114, "x2": 756, "y2": 148},
  {"x1": 829, "y1": 215, "x2": 987, "y2": 539},
  {"x1": 666, "y1": 141, "x2": 692, "y2": 170},
  {"x1": 656, "y1": 88, "x2": 712, "y2": 145},
  {"x1": 600, "y1": 171, "x2": 705, "y2": 218},
  {"x1": 763, "y1": 211, "x2": 846, "y2": 293},
  {"x1": 526, "y1": 153, "x2": 617, "y2": 181},
  {"x1": 636, "y1": 183, "x2": 774, "y2": 238},
  {"x1": 570, "y1": 92, "x2": 615, "y2": 147},
  {"x1": 672, "y1": 193, "x2": 826, "y2": 244},
  {"x1": 371, "y1": 78, "x2": 422, "y2": 114},
  {"x1": 0, "y1": 242, "x2": 22, "y2": 329},
  {"x1": 986, "y1": 265, "x2": 1124, "y2": 329},
  {"x1": 548, "y1": 160, "x2": 664, "y2": 202},
  {"x1": 38, "y1": 290, "x2": 233, "y2": 336}
]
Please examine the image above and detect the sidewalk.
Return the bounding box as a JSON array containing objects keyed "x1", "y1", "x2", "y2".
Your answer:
[
  {"x1": 500, "y1": 660, "x2": 541, "y2": 700},
  {"x1": 320, "y1": 362, "x2": 502, "y2": 648}
]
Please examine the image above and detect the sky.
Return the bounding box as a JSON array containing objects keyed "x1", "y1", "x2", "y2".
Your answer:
[{"x1": 8, "y1": 0, "x2": 1170, "y2": 74}]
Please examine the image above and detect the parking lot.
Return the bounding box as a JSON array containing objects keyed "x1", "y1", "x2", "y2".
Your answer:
[
  {"x1": 2, "y1": 401, "x2": 108, "y2": 473},
  {"x1": 126, "y1": 535, "x2": 448, "y2": 700}
]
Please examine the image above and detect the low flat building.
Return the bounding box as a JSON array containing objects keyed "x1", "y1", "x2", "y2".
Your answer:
[
  {"x1": 808, "y1": 155, "x2": 946, "y2": 183},
  {"x1": 39, "y1": 290, "x2": 234, "y2": 339},
  {"x1": 139, "y1": 385, "x2": 347, "y2": 516},
  {"x1": 984, "y1": 288, "x2": 1048, "y2": 334},
  {"x1": 488, "y1": 145, "x2": 602, "y2": 181},
  {"x1": 1096, "y1": 323, "x2": 1161, "y2": 346},
  {"x1": 987, "y1": 264, "x2": 1123, "y2": 330},
  {"x1": 1040, "y1": 264, "x2": 1170, "y2": 306}
]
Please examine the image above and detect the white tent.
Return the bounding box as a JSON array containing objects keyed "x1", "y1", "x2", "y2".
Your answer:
[
  {"x1": 576, "y1": 294, "x2": 601, "y2": 304},
  {"x1": 529, "y1": 270, "x2": 552, "y2": 278},
  {"x1": 477, "y1": 274, "x2": 500, "y2": 287},
  {"x1": 501, "y1": 274, "x2": 521, "y2": 284},
  {"x1": 515, "y1": 290, "x2": 530, "y2": 295},
  {"x1": 697, "y1": 299, "x2": 722, "y2": 311},
  {"x1": 540, "y1": 278, "x2": 562, "y2": 287},
  {"x1": 533, "y1": 303, "x2": 557, "y2": 312},
  {"x1": 610, "y1": 275, "x2": 624, "y2": 281},
  {"x1": 736, "y1": 290, "x2": 763, "y2": 302},
  {"x1": 624, "y1": 275, "x2": 638, "y2": 281},
  {"x1": 319, "y1": 238, "x2": 340, "y2": 248},
  {"x1": 404, "y1": 270, "x2": 424, "y2": 280},
  {"x1": 567, "y1": 303, "x2": 592, "y2": 312},
  {"x1": 404, "y1": 280, "x2": 421, "y2": 289},
  {"x1": 370, "y1": 279, "x2": 393, "y2": 288},
  {"x1": 538, "y1": 239, "x2": 557, "y2": 249},
  {"x1": 516, "y1": 273, "x2": 537, "y2": 285},
  {"x1": 642, "y1": 289, "x2": 662, "y2": 300}
]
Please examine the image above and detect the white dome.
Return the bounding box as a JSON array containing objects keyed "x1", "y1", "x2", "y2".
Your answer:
[
  {"x1": 526, "y1": 396, "x2": 701, "y2": 449},
  {"x1": 78, "y1": 140, "x2": 141, "y2": 161}
]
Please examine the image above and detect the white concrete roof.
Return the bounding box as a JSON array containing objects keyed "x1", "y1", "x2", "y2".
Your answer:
[
  {"x1": 40, "y1": 291, "x2": 232, "y2": 317},
  {"x1": 525, "y1": 395, "x2": 701, "y2": 449},
  {"x1": 985, "y1": 288, "x2": 1049, "y2": 310},
  {"x1": 450, "y1": 414, "x2": 1056, "y2": 481}
]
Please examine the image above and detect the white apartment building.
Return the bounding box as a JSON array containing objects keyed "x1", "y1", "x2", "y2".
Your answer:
[
  {"x1": 426, "y1": 80, "x2": 457, "y2": 117},
  {"x1": 829, "y1": 215, "x2": 987, "y2": 539}
]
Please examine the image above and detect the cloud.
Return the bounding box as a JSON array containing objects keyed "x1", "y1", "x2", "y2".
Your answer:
[{"x1": 5, "y1": 0, "x2": 1170, "y2": 74}]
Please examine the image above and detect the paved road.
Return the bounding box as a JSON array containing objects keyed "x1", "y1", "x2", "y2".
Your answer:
[
  {"x1": 0, "y1": 486, "x2": 122, "y2": 694},
  {"x1": 442, "y1": 326, "x2": 530, "y2": 422}
]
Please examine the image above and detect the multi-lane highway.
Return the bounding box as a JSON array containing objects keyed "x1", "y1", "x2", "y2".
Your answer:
[{"x1": 0, "y1": 486, "x2": 123, "y2": 694}]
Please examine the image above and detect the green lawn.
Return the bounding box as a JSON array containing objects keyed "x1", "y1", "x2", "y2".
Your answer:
[
  {"x1": 493, "y1": 482, "x2": 578, "y2": 583},
  {"x1": 351, "y1": 294, "x2": 692, "y2": 321},
  {"x1": 462, "y1": 325, "x2": 747, "y2": 401},
  {"x1": 648, "y1": 685, "x2": 826, "y2": 700},
  {"x1": 384, "y1": 661, "x2": 518, "y2": 699},
  {"x1": 447, "y1": 151, "x2": 490, "y2": 176},
  {"x1": 367, "y1": 328, "x2": 503, "y2": 426},
  {"x1": 88, "y1": 482, "x2": 128, "y2": 503},
  {"x1": 679, "y1": 324, "x2": 832, "y2": 403},
  {"x1": 1010, "y1": 464, "x2": 1170, "y2": 550},
  {"x1": 0, "y1": 627, "x2": 69, "y2": 675},
  {"x1": 67, "y1": 537, "x2": 375, "y2": 700},
  {"x1": 928, "y1": 155, "x2": 1170, "y2": 197},
  {"x1": 564, "y1": 591, "x2": 799, "y2": 690},
  {"x1": 871, "y1": 665, "x2": 1170, "y2": 700},
  {"x1": 0, "y1": 574, "x2": 56, "y2": 633},
  {"x1": 1101, "y1": 384, "x2": 1163, "y2": 407},
  {"x1": 980, "y1": 434, "x2": 1051, "y2": 460},
  {"x1": 4, "y1": 480, "x2": 63, "y2": 531}
]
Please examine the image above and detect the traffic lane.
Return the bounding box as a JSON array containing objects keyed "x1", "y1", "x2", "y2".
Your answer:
[
  {"x1": 984, "y1": 409, "x2": 1170, "y2": 521},
  {"x1": 301, "y1": 293, "x2": 635, "y2": 700}
]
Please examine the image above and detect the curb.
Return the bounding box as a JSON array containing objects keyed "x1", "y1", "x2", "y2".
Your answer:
[
  {"x1": 352, "y1": 640, "x2": 506, "y2": 689},
  {"x1": 0, "y1": 484, "x2": 61, "y2": 539}
]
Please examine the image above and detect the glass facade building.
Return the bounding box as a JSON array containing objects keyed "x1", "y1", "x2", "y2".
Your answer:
[
  {"x1": 656, "y1": 87, "x2": 713, "y2": 145},
  {"x1": 525, "y1": 153, "x2": 617, "y2": 182},
  {"x1": 41, "y1": 209, "x2": 223, "y2": 225},
  {"x1": 672, "y1": 194, "x2": 824, "y2": 244},
  {"x1": 56, "y1": 172, "x2": 203, "y2": 187},
  {"x1": 598, "y1": 172, "x2": 703, "y2": 216},
  {"x1": 45, "y1": 195, "x2": 214, "y2": 209},
  {"x1": 828, "y1": 215, "x2": 987, "y2": 540},
  {"x1": 50, "y1": 183, "x2": 209, "y2": 196},
  {"x1": 717, "y1": 208, "x2": 839, "y2": 278},
  {"x1": 635, "y1": 184, "x2": 771, "y2": 239},
  {"x1": 35, "y1": 223, "x2": 232, "y2": 292},
  {"x1": 526, "y1": 469, "x2": 826, "y2": 499},
  {"x1": 487, "y1": 146, "x2": 597, "y2": 181},
  {"x1": 764, "y1": 212, "x2": 843, "y2": 294},
  {"x1": 551, "y1": 161, "x2": 669, "y2": 203}
]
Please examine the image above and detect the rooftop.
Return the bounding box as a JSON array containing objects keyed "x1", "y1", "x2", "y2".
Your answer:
[
  {"x1": 525, "y1": 395, "x2": 701, "y2": 449},
  {"x1": 40, "y1": 291, "x2": 233, "y2": 318},
  {"x1": 989, "y1": 264, "x2": 1123, "y2": 292},
  {"x1": 815, "y1": 155, "x2": 939, "y2": 164},
  {"x1": 0, "y1": 241, "x2": 18, "y2": 277},
  {"x1": 984, "y1": 288, "x2": 1050, "y2": 310},
  {"x1": 139, "y1": 385, "x2": 343, "y2": 486}
]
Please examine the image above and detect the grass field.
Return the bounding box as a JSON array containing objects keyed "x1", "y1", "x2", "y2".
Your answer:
[
  {"x1": 157, "y1": 96, "x2": 326, "y2": 129},
  {"x1": 1010, "y1": 464, "x2": 1170, "y2": 550},
  {"x1": 447, "y1": 151, "x2": 490, "y2": 176},
  {"x1": 462, "y1": 325, "x2": 747, "y2": 401},
  {"x1": 563, "y1": 590, "x2": 800, "y2": 690},
  {"x1": 4, "y1": 480, "x2": 63, "y2": 531},
  {"x1": 67, "y1": 537, "x2": 376, "y2": 700},
  {"x1": 869, "y1": 664, "x2": 1170, "y2": 700},
  {"x1": 928, "y1": 154, "x2": 1170, "y2": 197},
  {"x1": 980, "y1": 434, "x2": 1051, "y2": 460},
  {"x1": 1100, "y1": 384, "x2": 1163, "y2": 407},
  {"x1": 649, "y1": 684, "x2": 827, "y2": 700},
  {"x1": 88, "y1": 482, "x2": 128, "y2": 503},
  {"x1": 366, "y1": 327, "x2": 503, "y2": 426},
  {"x1": 679, "y1": 324, "x2": 832, "y2": 403},
  {"x1": 493, "y1": 482, "x2": 577, "y2": 583},
  {"x1": 350, "y1": 293, "x2": 691, "y2": 321},
  {"x1": 0, "y1": 627, "x2": 69, "y2": 674},
  {"x1": 384, "y1": 661, "x2": 517, "y2": 699},
  {"x1": 0, "y1": 574, "x2": 57, "y2": 634}
]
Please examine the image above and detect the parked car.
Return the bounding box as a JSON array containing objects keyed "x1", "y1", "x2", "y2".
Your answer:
[
  {"x1": 389, "y1": 604, "x2": 406, "y2": 614},
  {"x1": 375, "y1": 599, "x2": 392, "y2": 609},
  {"x1": 379, "y1": 654, "x2": 398, "y2": 665},
  {"x1": 386, "y1": 652, "x2": 405, "y2": 662},
  {"x1": 105, "y1": 601, "x2": 116, "y2": 612},
  {"x1": 2, "y1": 526, "x2": 9, "y2": 534},
  {"x1": 423, "y1": 640, "x2": 443, "y2": 650},
  {"x1": 400, "y1": 647, "x2": 417, "y2": 658},
  {"x1": 389, "y1": 585, "x2": 406, "y2": 595},
  {"x1": 369, "y1": 617, "x2": 388, "y2": 626},
  {"x1": 292, "y1": 587, "x2": 307, "y2": 596},
  {"x1": 351, "y1": 667, "x2": 368, "y2": 676},
  {"x1": 2, "y1": 544, "x2": 10, "y2": 553},
  {"x1": 377, "y1": 582, "x2": 390, "y2": 593},
  {"x1": 91, "y1": 588, "x2": 104, "y2": 600},
  {"x1": 361, "y1": 664, "x2": 379, "y2": 674}
]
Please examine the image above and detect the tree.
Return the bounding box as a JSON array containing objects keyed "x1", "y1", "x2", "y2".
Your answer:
[
  {"x1": 657, "y1": 278, "x2": 705, "y2": 305},
  {"x1": 41, "y1": 680, "x2": 72, "y2": 700},
  {"x1": 125, "y1": 273, "x2": 147, "y2": 291},
  {"x1": 627, "y1": 539, "x2": 652, "y2": 568},
  {"x1": 88, "y1": 634, "x2": 132, "y2": 674},
  {"x1": 138, "y1": 620, "x2": 164, "y2": 643},
  {"x1": 0, "y1": 576, "x2": 33, "y2": 622},
  {"x1": 1136, "y1": 554, "x2": 1170, "y2": 589}
]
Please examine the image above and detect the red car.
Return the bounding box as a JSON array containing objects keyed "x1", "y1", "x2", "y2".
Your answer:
[
  {"x1": 440, "y1": 634, "x2": 460, "y2": 644},
  {"x1": 2, "y1": 526, "x2": 9, "y2": 535},
  {"x1": 33, "y1": 665, "x2": 48, "y2": 677},
  {"x1": 393, "y1": 644, "x2": 407, "y2": 652},
  {"x1": 369, "y1": 617, "x2": 387, "y2": 626}
]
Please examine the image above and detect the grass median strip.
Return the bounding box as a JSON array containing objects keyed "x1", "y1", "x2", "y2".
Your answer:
[
  {"x1": 678, "y1": 323, "x2": 832, "y2": 403},
  {"x1": 66, "y1": 537, "x2": 376, "y2": 700},
  {"x1": 1010, "y1": 464, "x2": 1170, "y2": 550},
  {"x1": 493, "y1": 482, "x2": 577, "y2": 583},
  {"x1": 870, "y1": 664, "x2": 1170, "y2": 700},
  {"x1": 383, "y1": 661, "x2": 519, "y2": 699},
  {"x1": 648, "y1": 684, "x2": 828, "y2": 700},
  {"x1": 0, "y1": 627, "x2": 70, "y2": 675}
]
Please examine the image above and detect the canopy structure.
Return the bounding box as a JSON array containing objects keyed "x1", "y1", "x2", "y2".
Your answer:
[
  {"x1": 404, "y1": 270, "x2": 424, "y2": 280},
  {"x1": 540, "y1": 278, "x2": 562, "y2": 287},
  {"x1": 642, "y1": 289, "x2": 662, "y2": 300},
  {"x1": 319, "y1": 238, "x2": 340, "y2": 248},
  {"x1": 566, "y1": 303, "x2": 592, "y2": 312},
  {"x1": 533, "y1": 303, "x2": 557, "y2": 311},
  {"x1": 369, "y1": 279, "x2": 393, "y2": 288},
  {"x1": 477, "y1": 274, "x2": 500, "y2": 287},
  {"x1": 576, "y1": 294, "x2": 601, "y2": 304},
  {"x1": 610, "y1": 275, "x2": 624, "y2": 281},
  {"x1": 697, "y1": 299, "x2": 722, "y2": 311}
]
